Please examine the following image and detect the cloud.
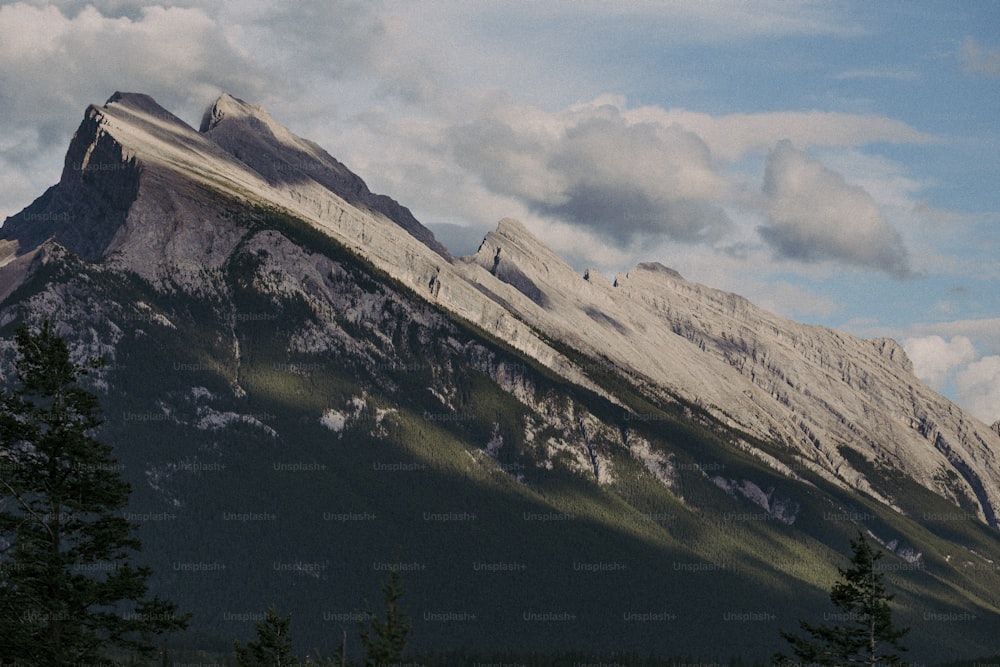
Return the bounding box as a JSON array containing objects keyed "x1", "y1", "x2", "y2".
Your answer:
[
  {"x1": 904, "y1": 332, "x2": 1000, "y2": 425},
  {"x1": 903, "y1": 335, "x2": 978, "y2": 389},
  {"x1": 348, "y1": 91, "x2": 930, "y2": 265},
  {"x1": 619, "y1": 106, "x2": 933, "y2": 164},
  {"x1": 833, "y1": 67, "x2": 920, "y2": 81},
  {"x1": 446, "y1": 97, "x2": 732, "y2": 246},
  {"x1": 478, "y1": 0, "x2": 865, "y2": 42},
  {"x1": 902, "y1": 318, "x2": 1000, "y2": 356},
  {"x1": 0, "y1": 1, "x2": 281, "y2": 219},
  {"x1": 955, "y1": 356, "x2": 1000, "y2": 425},
  {"x1": 0, "y1": 3, "x2": 266, "y2": 131},
  {"x1": 759, "y1": 140, "x2": 910, "y2": 276},
  {"x1": 239, "y1": 0, "x2": 441, "y2": 104},
  {"x1": 961, "y1": 37, "x2": 1000, "y2": 77}
]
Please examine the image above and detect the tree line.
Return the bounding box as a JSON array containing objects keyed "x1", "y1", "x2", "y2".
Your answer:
[{"x1": 0, "y1": 322, "x2": 915, "y2": 665}]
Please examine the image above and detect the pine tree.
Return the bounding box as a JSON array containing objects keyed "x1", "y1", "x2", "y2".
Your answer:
[
  {"x1": 359, "y1": 567, "x2": 410, "y2": 666},
  {"x1": 0, "y1": 320, "x2": 188, "y2": 665},
  {"x1": 234, "y1": 605, "x2": 300, "y2": 666},
  {"x1": 774, "y1": 531, "x2": 909, "y2": 666}
]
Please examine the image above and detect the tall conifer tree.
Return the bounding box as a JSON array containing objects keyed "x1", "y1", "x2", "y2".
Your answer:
[
  {"x1": 0, "y1": 321, "x2": 187, "y2": 665},
  {"x1": 234, "y1": 605, "x2": 299, "y2": 666},
  {"x1": 359, "y1": 567, "x2": 410, "y2": 666},
  {"x1": 775, "y1": 531, "x2": 909, "y2": 666}
]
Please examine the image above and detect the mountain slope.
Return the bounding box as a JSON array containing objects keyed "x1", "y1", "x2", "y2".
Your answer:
[
  {"x1": 1, "y1": 92, "x2": 1000, "y2": 661},
  {"x1": 456, "y1": 215, "x2": 1000, "y2": 527},
  {"x1": 200, "y1": 92, "x2": 449, "y2": 258},
  {"x1": 7, "y1": 91, "x2": 996, "y2": 533}
]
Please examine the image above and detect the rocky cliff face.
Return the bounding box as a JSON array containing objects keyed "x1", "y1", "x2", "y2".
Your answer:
[
  {"x1": 1, "y1": 103, "x2": 141, "y2": 261},
  {"x1": 458, "y1": 217, "x2": 1000, "y2": 526},
  {"x1": 3, "y1": 92, "x2": 999, "y2": 529},
  {"x1": 199, "y1": 93, "x2": 449, "y2": 258}
]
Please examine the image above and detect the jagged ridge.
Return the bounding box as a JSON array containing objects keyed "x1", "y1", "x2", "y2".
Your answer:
[
  {"x1": 3, "y1": 92, "x2": 999, "y2": 528},
  {"x1": 200, "y1": 93, "x2": 449, "y2": 258},
  {"x1": 3, "y1": 91, "x2": 1000, "y2": 659}
]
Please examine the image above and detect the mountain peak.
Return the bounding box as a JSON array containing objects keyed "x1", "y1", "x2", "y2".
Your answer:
[
  {"x1": 198, "y1": 92, "x2": 449, "y2": 257},
  {"x1": 199, "y1": 92, "x2": 274, "y2": 134},
  {"x1": 480, "y1": 218, "x2": 568, "y2": 270},
  {"x1": 495, "y1": 217, "x2": 531, "y2": 238},
  {"x1": 104, "y1": 91, "x2": 191, "y2": 130},
  {"x1": 198, "y1": 92, "x2": 237, "y2": 132},
  {"x1": 612, "y1": 261, "x2": 684, "y2": 289},
  {"x1": 634, "y1": 261, "x2": 683, "y2": 280},
  {"x1": 106, "y1": 91, "x2": 165, "y2": 113}
]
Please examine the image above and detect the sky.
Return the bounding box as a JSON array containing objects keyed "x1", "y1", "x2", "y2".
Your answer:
[{"x1": 0, "y1": 0, "x2": 998, "y2": 425}]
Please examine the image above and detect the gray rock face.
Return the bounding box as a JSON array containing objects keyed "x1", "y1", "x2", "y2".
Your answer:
[
  {"x1": 463, "y1": 217, "x2": 1000, "y2": 525},
  {"x1": 4, "y1": 91, "x2": 1000, "y2": 527},
  {"x1": 200, "y1": 93, "x2": 449, "y2": 258}
]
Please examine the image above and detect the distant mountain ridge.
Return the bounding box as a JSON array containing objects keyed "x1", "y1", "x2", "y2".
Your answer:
[{"x1": 2, "y1": 92, "x2": 1000, "y2": 660}]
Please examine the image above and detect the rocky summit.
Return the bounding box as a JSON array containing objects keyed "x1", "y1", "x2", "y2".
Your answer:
[{"x1": 2, "y1": 92, "x2": 1000, "y2": 660}]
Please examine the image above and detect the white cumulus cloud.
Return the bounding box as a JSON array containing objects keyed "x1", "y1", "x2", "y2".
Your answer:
[
  {"x1": 955, "y1": 356, "x2": 1000, "y2": 425},
  {"x1": 903, "y1": 335, "x2": 978, "y2": 389},
  {"x1": 760, "y1": 140, "x2": 910, "y2": 276}
]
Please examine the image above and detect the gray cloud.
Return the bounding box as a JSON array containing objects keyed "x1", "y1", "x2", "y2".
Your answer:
[
  {"x1": 0, "y1": 3, "x2": 268, "y2": 132},
  {"x1": 19, "y1": 0, "x2": 213, "y2": 20},
  {"x1": 244, "y1": 1, "x2": 383, "y2": 79},
  {"x1": 0, "y1": 2, "x2": 277, "y2": 218},
  {"x1": 0, "y1": 0, "x2": 937, "y2": 284},
  {"x1": 244, "y1": 0, "x2": 440, "y2": 104},
  {"x1": 447, "y1": 103, "x2": 732, "y2": 247},
  {"x1": 759, "y1": 140, "x2": 910, "y2": 276}
]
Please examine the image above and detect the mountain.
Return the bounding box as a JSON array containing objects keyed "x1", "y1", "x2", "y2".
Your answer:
[
  {"x1": 464, "y1": 219, "x2": 1000, "y2": 524},
  {"x1": 2, "y1": 92, "x2": 1000, "y2": 661}
]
